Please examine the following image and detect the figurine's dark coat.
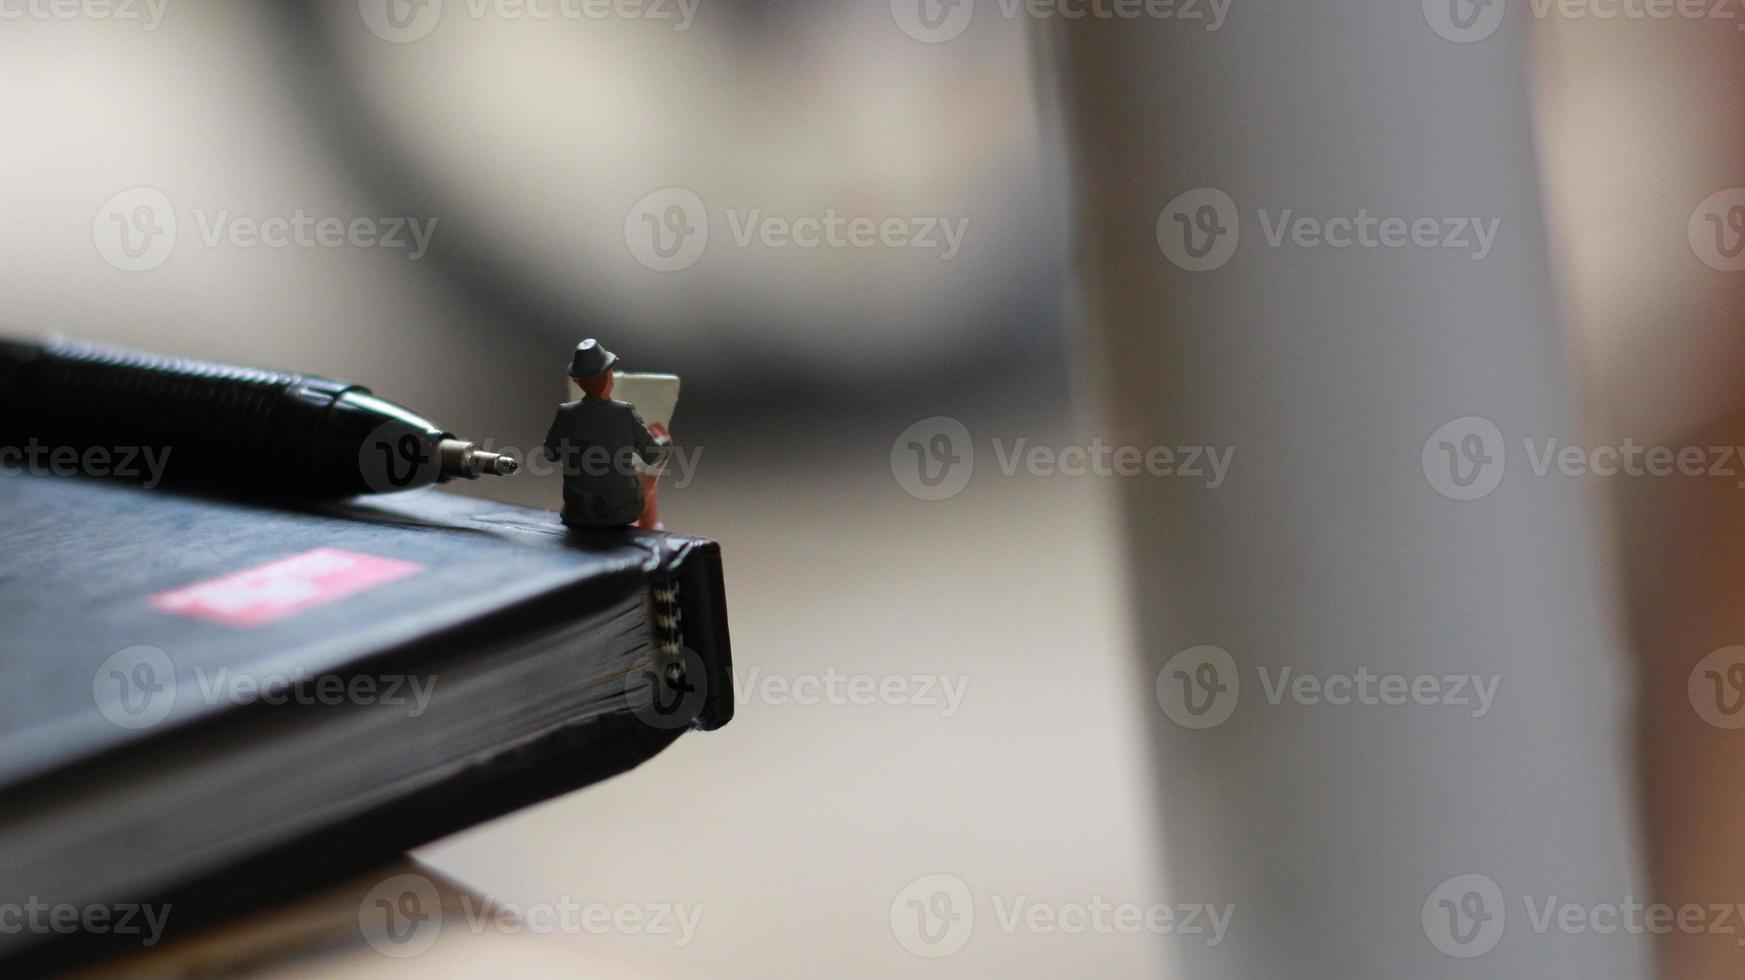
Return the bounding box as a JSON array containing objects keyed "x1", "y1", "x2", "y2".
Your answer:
[{"x1": 542, "y1": 397, "x2": 661, "y2": 527}]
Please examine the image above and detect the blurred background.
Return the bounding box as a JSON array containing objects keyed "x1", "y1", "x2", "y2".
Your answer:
[
  {"x1": 11, "y1": 0, "x2": 1745, "y2": 976},
  {"x1": 1, "y1": 2, "x2": 1157, "y2": 976}
]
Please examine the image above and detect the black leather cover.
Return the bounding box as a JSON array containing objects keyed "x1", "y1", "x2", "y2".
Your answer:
[{"x1": 0, "y1": 473, "x2": 733, "y2": 973}]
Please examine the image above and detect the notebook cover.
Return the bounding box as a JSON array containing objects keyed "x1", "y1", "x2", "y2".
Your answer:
[
  {"x1": 0, "y1": 472, "x2": 733, "y2": 792},
  {"x1": 0, "y1": 472, "x2": 733, "y2": 973}
]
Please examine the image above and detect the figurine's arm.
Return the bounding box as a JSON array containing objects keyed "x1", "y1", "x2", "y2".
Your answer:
[
  {"x1": 541, "y1": 413, "x2": 564, "y2": 463},
  {"x1": 630, "y1": 410, "x2": 669, "y2": 468}
]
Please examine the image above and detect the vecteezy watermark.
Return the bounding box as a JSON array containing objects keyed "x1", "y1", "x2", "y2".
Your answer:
[
  {"x1": 92, "y1": 187, "x2": 177, "y2": 274},
  {"x1": 353, "y1": 433, "x2": 703, "y2": 501},
  {"x1": 1422, "y1": 0, "x2": 1510, "y2": 41},
  {"x1": 732, "y1": 667, "x2": 970, "y2": 718},
  {"x1": 1423, "y1": 874, "x2": 1507, "y2": 958},
  {"x1": 1422, "y1": 415, "x2": 1745, "y2": 501},
  {"x1": 891, "y1": 874, "x2": 974, "y2": 959},
  {"x1": 93, "y1": 188, "x2": 437, "y2": 272},
  {"x1": 1426, "y1": 0, "x2": 1745, "y2": 44},
  {"x1": 889, "y1": 873, "x2": 1233, "y2": 959},
  {"x1": 93, "y1": 647, "x2": 177, "y2": 731},
  {"x1": 0, "y1": 441, "x2": 172, "y2": 489},
  {"x1": 1424, "y1": 872, "x2": 1745, "y2": 958},
  {"x1": 627, "y1": 646, "x2": 710, "y2": 731},
  {"x1": 1157, "y1": 187, "x2": 1500, "y2": 272},
  {"x1": 889, "y1": 416, "x2": 1234, "y2": 501},
  {"x1": 0, "y1": 0, "x2": 170, "y2": 29},
  {"x1": 92, "y1": 646, "x2": 439, "y2": 731},
  {"x1": 890, "y1": 0, "x2": 1230, "y2": 43},
  {"x1": 890, "y1": 416, "x2": 974, "y2": 501},
  {"x1": 1691, "y1": 188, "x2": 1745, "y2": 272},
  {"x1": 357, "y1": 873, "x2": 702, "y2": 958},
  {"x1": 1156, "y1": 646, "x2": 1500, "y2": 730},
  {"x1": 525, "y1": 441, "x2": 701, "y2": 487},
  {"x1": 190, "y1": 666, "x2": 437, "y2": 717},
  {"x1": 359, "y1": 874, "x2": 442, "y2": 958},
  {"x1": 0, "y1": 899, "x2": 172, "y2": 948},
  {"x1": 627, "y1": 657, "x2": 969, "y2": 730},
  {"x1": 624, "y1": 187, "x2": 969, "y2": 272},
  {"x1": 1689, "y1": 646, "x2": 1745, "y2": 729},
  {"x1": 1153, "y1": 646, "x2": 1240, "y2": 730},
  {"x1": 1421, "y1": 416, "x2": 1506, "y2": 502},
  {"x1": 358, "y1": 0, "x2": 699, "y2": 43}
]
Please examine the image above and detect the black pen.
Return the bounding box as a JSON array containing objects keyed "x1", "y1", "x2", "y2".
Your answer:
[{"x1": 0, "y1": 336, "x2": 517, "y2": 496}]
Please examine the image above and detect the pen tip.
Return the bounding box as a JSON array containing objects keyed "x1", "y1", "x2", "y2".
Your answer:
[
  {"x1": 468, "y1": 449, "x2": 518, "y2": 477},
  {"x1": 438, "y1": 440, "x2": 519, "y2": 480}
]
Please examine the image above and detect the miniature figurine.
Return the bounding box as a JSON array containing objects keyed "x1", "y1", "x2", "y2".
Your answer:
[{"x1": 542, "y1": 341, "x2": 669, "y2": 529}]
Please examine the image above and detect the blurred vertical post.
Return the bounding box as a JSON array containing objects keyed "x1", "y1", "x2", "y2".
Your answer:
[
  {"x1": 1536, "y1": 13, "x2": 1745, "y2": 979},
  {"x1": 1052, "y1": 2, "x2": 1648, "y2": 977}
]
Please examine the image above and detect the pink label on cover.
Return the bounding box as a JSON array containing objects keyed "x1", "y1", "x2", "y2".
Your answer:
[{"x1": 151, "y1": 547, "x2": 425, "y2": 628}]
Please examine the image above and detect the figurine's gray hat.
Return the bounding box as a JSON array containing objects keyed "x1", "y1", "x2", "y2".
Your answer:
[{"x1": 568, "y1": 340, "x2": 618, "y2": 378}]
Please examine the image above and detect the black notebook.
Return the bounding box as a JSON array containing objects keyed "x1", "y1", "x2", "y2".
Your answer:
[{"x1": 0, "y1": 472, "x2": 732, "y2": 969}]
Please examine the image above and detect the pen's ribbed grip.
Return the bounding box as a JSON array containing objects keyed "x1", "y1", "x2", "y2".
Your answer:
[
  {"x1": 23, "y1": 337, "x2": 302, "y2": 448},
  {"x1": 0, "y1": 338, "x2": 355, "y2": 492}
]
